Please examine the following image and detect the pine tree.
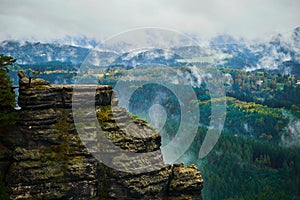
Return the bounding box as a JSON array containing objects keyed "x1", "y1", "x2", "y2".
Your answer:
[{"x1": 0, "y1": 54, "x2": 16, "y2": 126}]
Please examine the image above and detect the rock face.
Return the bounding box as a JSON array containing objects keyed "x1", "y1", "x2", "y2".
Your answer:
[{"x1": 1, "y1": 71, "x2": 203, "y2": 199}]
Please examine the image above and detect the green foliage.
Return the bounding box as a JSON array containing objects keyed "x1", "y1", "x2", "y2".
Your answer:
[
  {"x1": 98, "y1": 66, "x2": 299, "y2": 199},
  {"x1": 5, "y1": 62, "x2": 298, "y2": 199},
  {"x1": 0, "y1": 70, "x2": 16, "y2": 108},
  {"x1": 224, "y1": 97, "x2": 289, "y2": 141},
  {"x1": 222, "y1": 68, "x2": 300, "y2": 110},
  {"x1": 129, "y1": 113, "x2": 148, "y2": 123},
  {"x1": 201, "y1": 132, "x2": 299, "y2": 200},
  {"x1": 0, "y1": 54, "x2": 16, "y2": 70},
  {"x1": 0, "y1": 54, "x2": 16, "y2": 126},
  {"x1": 97, "y1": 105, "x2": 112, "y2": 122},
  {"x1": 115, "y1": 67, "x2": 299, "y2": 199},
  {"x1": 179, "y1": 127, "x2": 300, "y2": 200},
  {"x1": 0, "y1": 55, "x2": 16, "y2": 198},
  {"x1": 197, "y1": 97, "x2": 290, "y2": 142}
]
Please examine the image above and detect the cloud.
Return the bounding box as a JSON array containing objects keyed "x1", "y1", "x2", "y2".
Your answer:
[{"x1": 0, "y1": 0, "x2": 300, "y2": 41}]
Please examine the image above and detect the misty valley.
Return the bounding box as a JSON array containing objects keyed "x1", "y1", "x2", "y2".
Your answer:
[{"x1": 1, "y1": 28, "x2": 300, "y2": 200}]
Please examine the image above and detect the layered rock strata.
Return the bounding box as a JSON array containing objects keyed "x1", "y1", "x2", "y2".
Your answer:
[{"x1": 1, "y1": 71, "x2": 203, "y2": 199}]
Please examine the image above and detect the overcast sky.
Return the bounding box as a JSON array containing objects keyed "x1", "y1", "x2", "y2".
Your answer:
[{"x1": 0, "y1": 0, "x2": 300, "y2": 41}]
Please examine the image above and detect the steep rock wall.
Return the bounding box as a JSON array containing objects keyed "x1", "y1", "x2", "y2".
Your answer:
[{"x1": 2, "y1": 71, "x2": 203, "y2": 199}]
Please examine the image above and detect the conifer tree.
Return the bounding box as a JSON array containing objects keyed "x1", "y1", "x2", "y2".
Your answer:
[{"x1": 0, "y1": 54, "x2": 16, "y2": 126}]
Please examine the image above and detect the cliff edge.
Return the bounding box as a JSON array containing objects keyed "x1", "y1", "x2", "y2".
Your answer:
[{"x1": 1, "y1": 71, "x2": 203, "y2": 199}]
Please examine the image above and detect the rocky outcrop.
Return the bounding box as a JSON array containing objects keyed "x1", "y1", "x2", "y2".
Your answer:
[{"x1": 2, "y1": 71, "x2": 203, "y2": 199}]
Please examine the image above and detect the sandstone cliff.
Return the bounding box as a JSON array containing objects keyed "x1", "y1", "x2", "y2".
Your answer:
[{"x1": 0, "y1": 71, "x2": 203, "y2": 199}]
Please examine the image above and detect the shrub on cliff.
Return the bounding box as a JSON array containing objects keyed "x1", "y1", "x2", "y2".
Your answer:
[{"x1": 0, "y1": 54, "x2": 16, "y2": 126}]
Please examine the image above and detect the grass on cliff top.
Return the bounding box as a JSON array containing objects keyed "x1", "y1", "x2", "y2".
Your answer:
[
  {"x1": 129, "y1": 113, "x2": 148, "y2": 124},
  {"x1": 97, "y1": 105, "x2": 113, "y2": 122}
]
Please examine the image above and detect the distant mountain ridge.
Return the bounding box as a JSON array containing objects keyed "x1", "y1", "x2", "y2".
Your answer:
[
  {"x1": 1, "y1": 27, "x2": 300, "y2": 76},
  {"x1": 0, "y1": 40, "x2": 90, "y2": 64}
]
